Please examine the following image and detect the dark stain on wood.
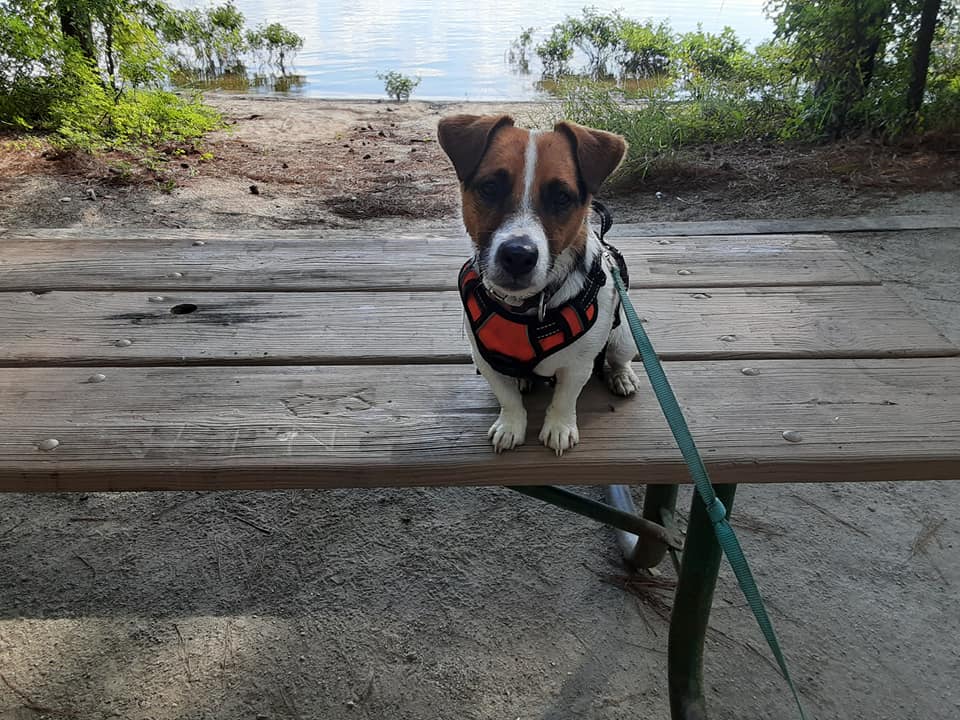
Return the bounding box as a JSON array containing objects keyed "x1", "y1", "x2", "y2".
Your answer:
[{"x1": 107, "y1": 302, "x2": 297, "y2": 326}]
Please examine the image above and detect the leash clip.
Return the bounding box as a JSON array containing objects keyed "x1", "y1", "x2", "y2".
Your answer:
[
  {"x1": 601, "y1": 249, "x2": 617, "y2": 276},
  {"x1": 537, "y1": 292, "x2": 546, "y2": 321}
]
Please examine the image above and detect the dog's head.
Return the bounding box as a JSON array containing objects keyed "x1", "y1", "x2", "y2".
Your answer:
[{"x1": 438, "y1": 114, "x2": 626, "y2": 299}]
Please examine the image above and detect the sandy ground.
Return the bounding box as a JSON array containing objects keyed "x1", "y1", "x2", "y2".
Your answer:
[
  {"x1": 2, "y1": 94, "x2": 959, "y2": 230},
  {"x1": 1, "y1": 95, "x2": 960, "y2": 720}
]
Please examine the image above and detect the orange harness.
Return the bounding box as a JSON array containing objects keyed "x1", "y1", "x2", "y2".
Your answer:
[{"x1": 458, "y1": 254, "x2": 610, "y2": 379}]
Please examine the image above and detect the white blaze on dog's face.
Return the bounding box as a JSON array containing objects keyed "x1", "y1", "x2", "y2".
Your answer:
[{"x1": 438, "y1": 115, "x2": 627, "y2": 299}]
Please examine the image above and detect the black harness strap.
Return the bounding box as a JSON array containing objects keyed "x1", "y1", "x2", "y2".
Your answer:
[
  {"x1": 460, "y1": 200, "x2": 630, "y2": 381},
  {"x1": 591, "y1": 200, "x2": 628, "y2": 378},
  {"x1": 592, "y1": 199, "x2": 628, "y2": 287},
  {"x1": 459, "y1": 255, "x2": 607, "y2": 379}
]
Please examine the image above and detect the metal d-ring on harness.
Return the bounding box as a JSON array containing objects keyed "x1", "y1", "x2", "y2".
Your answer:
[{"x1": 593, "y1": 200, "x2": 808, "y2": 720}]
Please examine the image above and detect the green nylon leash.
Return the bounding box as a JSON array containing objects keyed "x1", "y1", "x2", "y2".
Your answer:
[{"x1": 607, "y1": 259, "x2": 809, "y2": 720}]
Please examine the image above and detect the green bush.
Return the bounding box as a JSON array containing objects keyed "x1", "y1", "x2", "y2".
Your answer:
[
  {"x1": 54, "y1": 87, "x2": 222, "y2": 149},
  {"x1": 161, "y1": 1, "x2": 249, "y2": 76},
  {"x1": 770, "y1": 0, "x2": 960, "y2": 137},
  {"x1": 536, "y1": 27, "x2": 575, "y2": 77},
  {"x1": 247, "y1": 22, "x2": 304, "y2": 75},
  {"x1": 378, "y1": 71, "x2": 421, "y2": 101},
  {"x1": 507, "y1": 26, "x2": 535, "y2": 73},
  {"x1": 522, "y1": 11, "x2": 782, "y2": 89},
  {"x1": 677, "y1": 26, "x2": 747, "y2": 82},
  {"x1": 0, "y1": 0, "x2": 300, "y2": 148},
  {"x1": 925, "y1": 12, "x2": 960, "y2": 130},
  {"x1": 519, "y1": 2, "x2": 960, "y2": 149},
  {"x1": 617, "y1": 20, "x2": 675, "y2": 78},
  {"x1": 565, "y1": 7, "x2": 623, "y2": 78},
  {"x1": 532, "y1": 7, "x2": 624, "y2": 78},
  {"x1": 524, "y1": 11, "x2": 803, "y2": 180}
]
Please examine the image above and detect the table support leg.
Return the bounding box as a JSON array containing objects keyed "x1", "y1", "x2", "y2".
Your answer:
[
  {"x1": 606, "y1": 484, "x2": 679, "y2": 568},
  {"x1": 668, "y1": 484, "x2": 737, "y2": 720},
  {"x1": 639, "y1": 484, "x2": 680, "y2": 567}
]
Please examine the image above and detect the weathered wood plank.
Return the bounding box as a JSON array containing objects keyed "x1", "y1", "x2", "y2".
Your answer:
[
  {"x1": 2, "y1": 359, "x2": 958, "y2": 491},
  {"x1": 610, "y1": 214, "x2": 960, "y2": 237},
  {"x1": 0, "y1": 234, "x2": 878, "y2": 290},
  {"x1": 3, "y1": 214, "x2": 959, "y2": 242},
  {"x1": 1, "y1": 286, "x2": 954, "y2": 366}
]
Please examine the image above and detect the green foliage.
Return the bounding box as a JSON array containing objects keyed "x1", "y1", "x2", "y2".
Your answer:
[
  {"x1": 0, "y1": 0, "x2": 223, "y2": 146},
  {"x1": 532, "y1": 7, "x2": 624, "y2": 78},
  {"x1": 535, "y1": 27, "x2": 575, "y2": 77},
  {"x1": 769, "y1": 0, "x2": 893, "y2": 135},
  {"x1": 523, "y1": 9, "x2": 802, "y2": 173},
  {"x1": 507, "y1": 26, "x2": 535, "y2": 73},
  {"x1": 925, "y1": 9, "x2": 960, "y2": 128},
  {"x1": 562, "y1": 6, "x2": 623, "y2": 78},
  {"x1": 770, "y1": 0, "x2": 960, "y2": 136},
  {"x1": 525, "y1": 11, "x2": 756, "y2": 84},
  {"x1": 532, "y1": 11, "x2": 807, "y2": 182},
  {"x1": 555, "y1": 77, "x2": 794, "y2": 181},
  {"x1": 161, "y1": 1, "x2": 249, "y2": 75},
  {"x1": 377, "y1": 71, "x2": 421, "y2": 102},
  {"x1": 0, "y1": 0, "x2": 300, "y2": 148},
  {"x1": 677, "y1": 26, "x2": 747, "y2": 81},
  {"x1": 247, "y1": 22, "x2": 304, "y2": 75},
  {"x1": 617, "y1": 20, "x2": 675, "y2": 77},
  {"x1": 518, "y1": 2, "x2": 960, "y2": 151},
  {"x1": 59, "y1": 89, "x2": 221, "y2": 148}
]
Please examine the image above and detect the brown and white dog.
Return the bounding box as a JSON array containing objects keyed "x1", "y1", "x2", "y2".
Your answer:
[{"x1": 438, "y1": 114, "x2": 639, "y2": 455}]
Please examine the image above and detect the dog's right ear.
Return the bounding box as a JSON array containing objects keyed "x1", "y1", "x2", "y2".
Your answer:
[{"x1": 437, "y1": 114, "x2": 515, "y2": 183}]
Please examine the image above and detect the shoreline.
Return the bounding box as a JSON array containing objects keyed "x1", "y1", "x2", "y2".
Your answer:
[
  {"x1": 182, "y1": 91, "x2": 552, "y2": 106},
  {"x1": 2, "y1": 94, "x2": 958, "y2": 231}
]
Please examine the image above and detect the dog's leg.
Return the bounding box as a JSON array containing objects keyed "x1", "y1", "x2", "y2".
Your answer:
[
  {"x1": 605, "y1": 313, "x2": 640, "y2": 397},
  {"x1": 539, "y1": 364, "x2": 593, "y2": 455},
  {"x1": 476, "y1": 359, "x2": 527, "y2": 453},
  {"x1": 465, "y1": 314, "x2": 527, "y2": 452},
  {"x1": 486, "y1": 371, "x2": 527, "y2": 453}
]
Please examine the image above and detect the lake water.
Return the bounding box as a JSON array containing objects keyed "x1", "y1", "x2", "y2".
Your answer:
[{"x1": 176, "y1": 0, "x2": 773, "y2": 100}]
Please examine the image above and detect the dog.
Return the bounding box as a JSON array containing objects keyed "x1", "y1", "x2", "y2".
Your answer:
[{"x1": 438, "y1": 114, "x2": 639, "y2": 455}]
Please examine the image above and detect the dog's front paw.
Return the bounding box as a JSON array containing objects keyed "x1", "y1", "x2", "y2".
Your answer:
[
  {"x1": 607, "y1": 365, "x2": 640, "y2": 397},
  {"x1": 539, "y1": 415, "x2": 579, "y2": 456},
  {"x1": 488, "y1": 409, "x2": 527, "y2": 453}
]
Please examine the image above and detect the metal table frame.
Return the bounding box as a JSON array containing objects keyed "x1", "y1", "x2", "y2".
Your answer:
[{"x1": 508, "y1": 482, "x2": 737, "y2": 720}]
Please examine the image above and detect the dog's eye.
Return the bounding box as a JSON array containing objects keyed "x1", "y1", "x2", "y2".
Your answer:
[
  {"x1": 550, "y1": 189, "x2": 573, "y2": 211},
  {"x1": 477, "y1": 180, "x2": 500, "y2": 202}
]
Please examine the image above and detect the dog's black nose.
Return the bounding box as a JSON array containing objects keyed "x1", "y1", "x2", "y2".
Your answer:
[{"x1": 497, "y1": 237, "x2": 539, "y2": 276}]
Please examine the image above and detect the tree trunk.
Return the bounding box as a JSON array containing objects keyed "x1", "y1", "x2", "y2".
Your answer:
[
  {"x1": 104, "y1": 22, "x2": 117, "y2": 92},
  {"x1": 56, "y1": 2, "x2": 96, "y2": 61},
  {"x1": 905, "y1": 0, "x2": 944, "y2": 129},
  {"x1": 860, "y1": 0, "x2": 893, "y2": 91}
]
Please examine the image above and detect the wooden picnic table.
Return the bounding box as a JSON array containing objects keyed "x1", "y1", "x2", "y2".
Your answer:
[{"x1": 1, "y1": 226, "x2": 959, "y2": 719}]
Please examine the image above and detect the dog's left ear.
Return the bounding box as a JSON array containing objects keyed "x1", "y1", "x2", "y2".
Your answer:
[{"x1": 554, "y1": 121, "x2": 627, "y2": 196}]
